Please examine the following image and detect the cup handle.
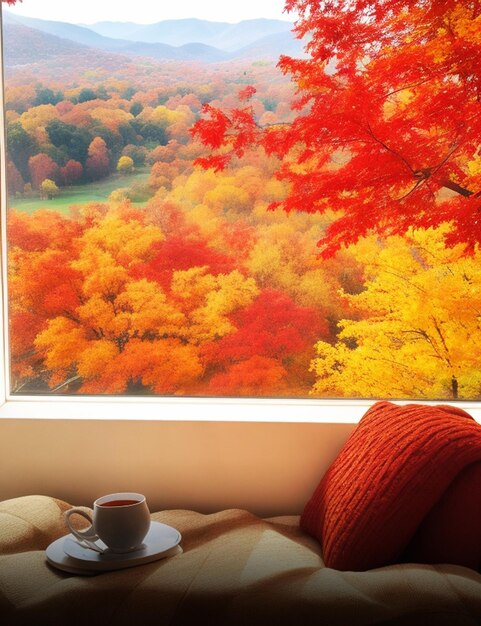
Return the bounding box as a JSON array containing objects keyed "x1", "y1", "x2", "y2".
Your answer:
[{"x1": 64, "y1": 508, "x2": 99, "y2": 544}]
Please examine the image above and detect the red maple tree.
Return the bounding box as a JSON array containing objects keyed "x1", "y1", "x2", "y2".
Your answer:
[
  {"x1": 192, "y1": 0, "x2": 481, "y2": 256},
  {"x1": 28, "y1": 153, "x2": 59, "y2": 189}
]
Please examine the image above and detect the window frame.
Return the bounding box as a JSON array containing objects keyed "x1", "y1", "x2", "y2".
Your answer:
[{"x1": 1, "y1": 8, "x2": 480, "y2": 424}]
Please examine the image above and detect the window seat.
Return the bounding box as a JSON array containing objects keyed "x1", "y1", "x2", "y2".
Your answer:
[{"x1": 1, "y1": 495, "x2": 481, "y2": 625}]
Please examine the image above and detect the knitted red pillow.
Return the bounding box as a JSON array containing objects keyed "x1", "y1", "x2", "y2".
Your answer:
[
  {"x1": 300, "y1": 401, "x2": 481, "y2": 571},
  {"x1": 402, "y1": 461, "x2": 481, "y2": 570}
]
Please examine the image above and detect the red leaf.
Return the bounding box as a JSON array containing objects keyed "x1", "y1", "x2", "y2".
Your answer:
[
  {"x1": 194, "y1": 154, "x2": 231, "y2": 172},
  {"x1": 190, "y1": 104, "x2": 231, "y2": 149},
  {"x1": 238, "y1": 85, "x2": 257, "y2": 101}
]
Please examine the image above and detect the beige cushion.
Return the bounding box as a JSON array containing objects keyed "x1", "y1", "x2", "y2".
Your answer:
[{"x1": 1, "y1": 496, "x2": 481, "y2": 625}]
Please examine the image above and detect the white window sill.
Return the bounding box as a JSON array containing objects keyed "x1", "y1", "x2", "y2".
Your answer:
[{"x1": 1, "y1": 397, "x2": 481, "y2": 423}]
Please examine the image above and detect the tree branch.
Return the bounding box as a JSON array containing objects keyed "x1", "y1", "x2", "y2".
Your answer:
[
  {"x1": 365, "y1": 121, "x2": 416, "y2": 175},
  {"x1": 441, "y1": 179, "x2": 473, "y2": 197}
]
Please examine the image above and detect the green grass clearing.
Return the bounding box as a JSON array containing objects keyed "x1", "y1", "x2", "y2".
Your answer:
[{"x1": 8, "y1": 168, "x2": 151, "y2": 215}]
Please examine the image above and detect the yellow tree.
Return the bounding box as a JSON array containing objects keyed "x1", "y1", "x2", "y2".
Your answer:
[
  {"x1": 117, "y1": 155, "x2": 134, "y2": 175},
  {"x1": 40, "y1": 178, "x2": 59, "y2": 199},
  {"x1": 310, "y1": 226, "x2": 481, "y2": 400},
  {"x1": 89, "y1": 107, "x2": 133, "y2": 133},
  {"x1": 19, "y1": 104, "x2": 59, "y2": 146},
  {"x1": 31, "y1": 205, "x2": 203, "y2": 393}
]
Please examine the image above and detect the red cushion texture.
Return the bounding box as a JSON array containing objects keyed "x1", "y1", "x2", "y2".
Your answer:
[
  {"x1": 300, "y1": 401, "x2": 481, "y2": 571},
  {"x1": 402, "y1": 461, "x2": 481, "y2": 570}
]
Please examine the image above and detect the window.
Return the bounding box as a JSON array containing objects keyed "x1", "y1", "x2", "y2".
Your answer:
[{"x1": 2, "y1": 0, "x2": 481, "y2": 423}]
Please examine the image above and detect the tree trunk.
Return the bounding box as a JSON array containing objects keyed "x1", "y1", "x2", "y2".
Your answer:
[{"x1": 451, "y1": 375, "x2": 459, "y2": 399}]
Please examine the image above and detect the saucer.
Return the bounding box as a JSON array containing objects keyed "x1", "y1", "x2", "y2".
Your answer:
[{"x1": 46, "y1": 521, "x2": 182, "y2": 575}]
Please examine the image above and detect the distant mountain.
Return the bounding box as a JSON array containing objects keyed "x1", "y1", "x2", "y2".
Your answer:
[
  {"x1": 85, "y1": 18, "x2": 231, "y2": 47},
  {"x1": 84, "y1": 18, "x2": 294, "y2": 51},
  {"x1": 77, "y1": 21, "x2": 151, "y2": 42},
  {"x1": 3, "y1": 11, "x2": 110, "y2": 48},
  {"x1": 3, "y1": 23, "x2": 130, "y2": 72},
  {"x1": 3, "y1": 14, "x2": 230, "y2": 64},
  {"x1": 3, "y1": 11, "x2": 304, "y2": 66},
  {"x1": 237, "y1": 31, "x2": 306, "y2": 60},
  {"x1": 3, "y1": 23, "x2": 83, "y2": 66},
  {"x1": 116, "y1": 40, "x2": 229, "y2": 63},
  {"x1": 209, "y1": 20, "x2": 294, "y2": 52}
]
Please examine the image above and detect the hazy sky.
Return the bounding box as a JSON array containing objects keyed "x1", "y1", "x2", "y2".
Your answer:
[{"x1": 5, "y1": 0, "x2": 297, "y2": 24}]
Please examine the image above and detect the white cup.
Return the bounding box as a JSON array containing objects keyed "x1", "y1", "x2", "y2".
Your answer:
[{"x1": 65, "y1": 492, "x2": 151, "y2": 553}]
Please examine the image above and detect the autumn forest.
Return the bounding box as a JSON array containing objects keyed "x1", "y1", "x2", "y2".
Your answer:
[{"x1": 4, "y1": 0, "x2": 481, "y2": 400}]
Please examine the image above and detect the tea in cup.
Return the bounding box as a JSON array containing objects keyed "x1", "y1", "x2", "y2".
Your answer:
[{"x1": 65, "y1": 492, "x2": 151, "y2": 553}]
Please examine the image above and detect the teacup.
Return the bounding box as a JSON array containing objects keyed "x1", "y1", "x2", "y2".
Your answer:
[{"x1": 65, "y1": 492, "x2": 151, "y2": 553}]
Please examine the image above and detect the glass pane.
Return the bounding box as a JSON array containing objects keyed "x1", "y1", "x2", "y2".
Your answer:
[{"x1": 4, "y1": 1, "x2": 480, "y2": 400}]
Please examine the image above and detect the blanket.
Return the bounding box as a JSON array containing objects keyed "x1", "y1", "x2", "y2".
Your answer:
[{"x1": 2, "y1": 495, "x2": 481, "y2": 625}]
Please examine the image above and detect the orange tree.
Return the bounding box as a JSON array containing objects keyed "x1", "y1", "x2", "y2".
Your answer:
[
  {"x1": 192, "y1": 0, "x2": 481, "y2": 256},
  {"x1": 8, "y1": 197, "x2": 330, "y2": 396}
]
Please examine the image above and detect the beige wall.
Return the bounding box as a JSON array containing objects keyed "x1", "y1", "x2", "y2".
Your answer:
[{"x1": 0, "y1": 420, "x2": 354, "y2": 516}]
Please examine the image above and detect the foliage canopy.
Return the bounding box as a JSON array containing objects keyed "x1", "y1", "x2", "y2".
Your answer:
[{"x1": 193, "y1": 0, "x2": 481, "y2": 256}]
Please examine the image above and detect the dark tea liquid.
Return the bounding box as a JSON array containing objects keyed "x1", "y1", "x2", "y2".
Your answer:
[{"x1": 100, "y1": 499, "x2": 140, "y2": 507}]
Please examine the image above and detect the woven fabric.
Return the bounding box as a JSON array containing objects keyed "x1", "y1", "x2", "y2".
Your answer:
[
  {"x1": 300, "y1": 401, "x2": 481, "y2": 571},
  {"x1": 3, "y1": 495, "x2": 481, "y2": 625}
]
